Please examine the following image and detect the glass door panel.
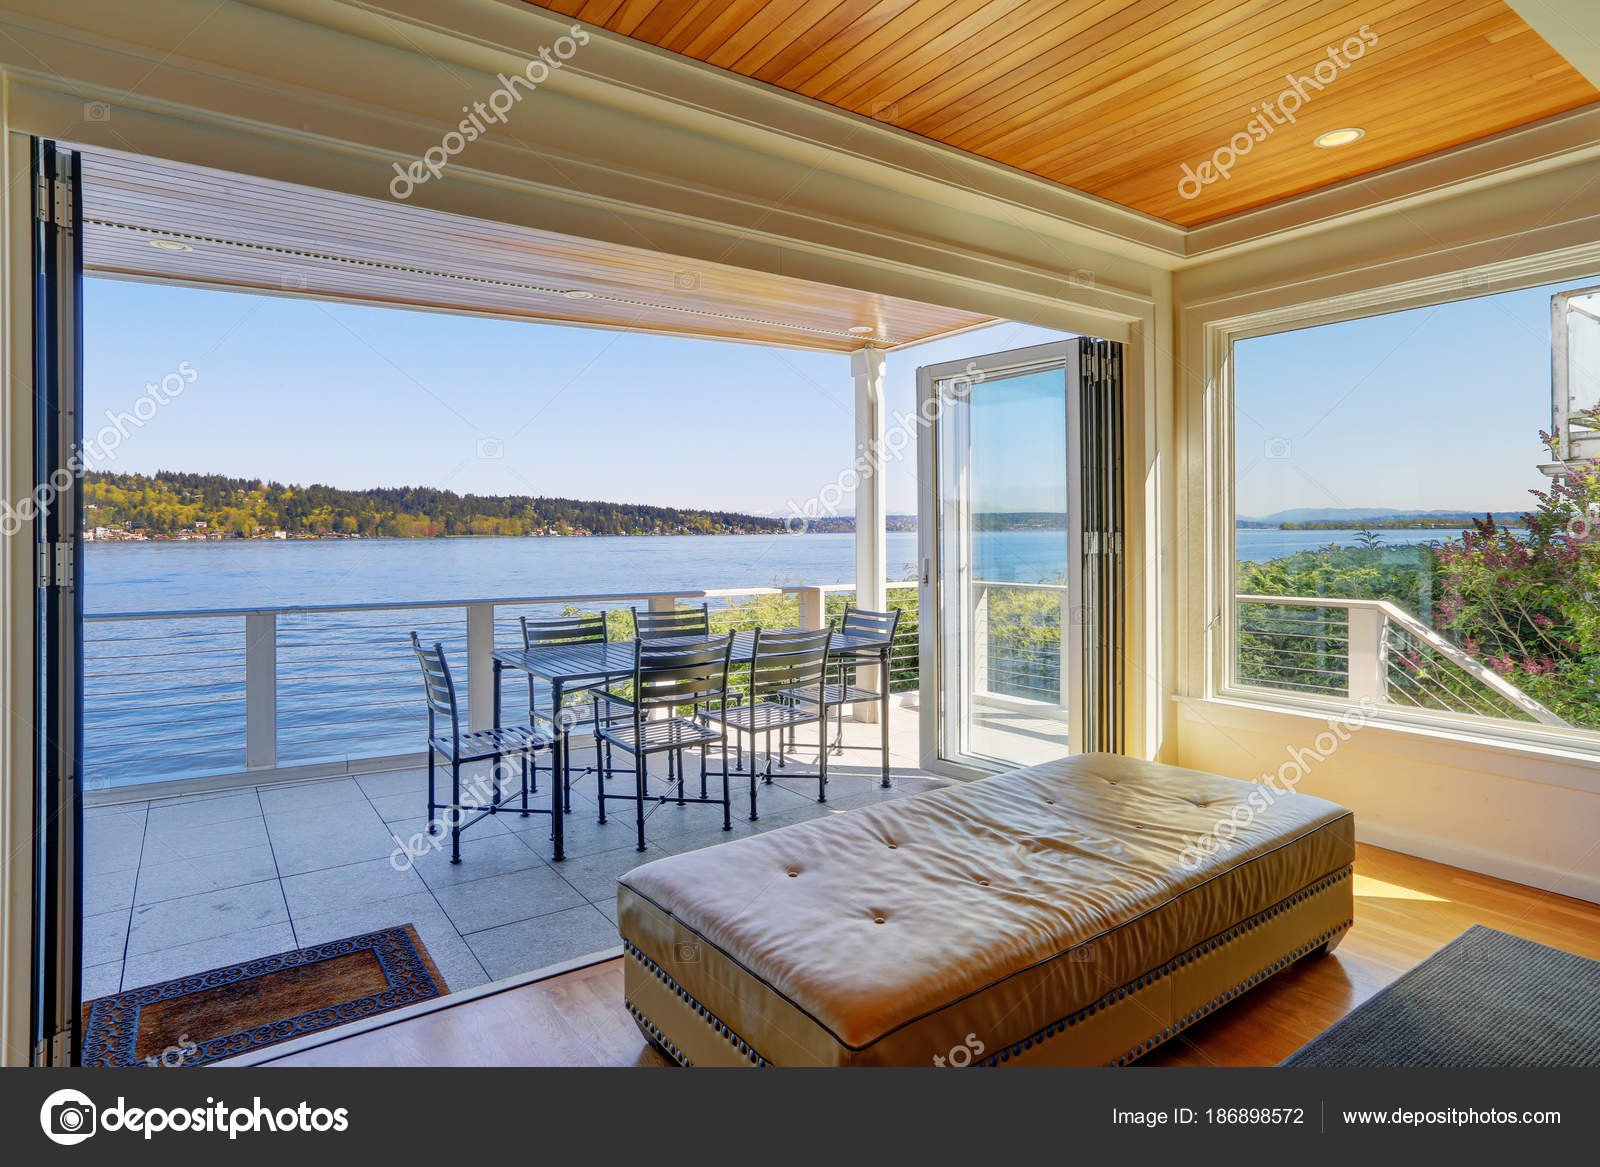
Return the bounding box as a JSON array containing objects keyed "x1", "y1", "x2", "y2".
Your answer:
[{"x1": 918, "y1": 342, "x2": 1081, "y2": 770}]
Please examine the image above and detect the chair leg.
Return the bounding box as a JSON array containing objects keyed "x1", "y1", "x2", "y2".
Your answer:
[
  {"x1": 521, "y1": 751, "x2": 530, "y2": 816},
  {"x1": 721, "y1": 738, "x2": 731, "y2": 831},
  {"x1": 450, "y1": 759, "x2": 463, "y2": 864},
  {"x1": 748, "y1": 732, "x2": 759, "y2": 821},
  {"x1": 426, "y1": 748, "x2": 438, "y2": 833},
  {"x1": 676, "y1": 749, "x2": 686, "y2": 805},
  {"x1": 880, "y1": 676, "x2": 891, "y2": 788},
  {"x1": 818, "y1": 714, "x2": 829, "y2": 803},
  {"x1": 597, "y1": 737, "x2": 608, "y2": 824},
  {"x1": 562, "y1": 742, "x2": 573, "y2": 815},
  {"x1": 634, "y1": 753, "x2": 648, "y2": 852}
]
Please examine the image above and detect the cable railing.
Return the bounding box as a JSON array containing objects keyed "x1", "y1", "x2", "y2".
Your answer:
[
  {"x1": 83, "y1": 582, "x2": 922, "y2": 793},
  {"x1": 1235, "y1": 594, "x2": 1566, "y2": 726},
  {"x1": 971, "y1": 580, "x2": 1070, "y2": 706}
]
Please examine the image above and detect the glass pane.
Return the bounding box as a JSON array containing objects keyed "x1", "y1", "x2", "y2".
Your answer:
[
  {"x1": 938, "y1": 362, "x2": 1073, "y2": 766},
  {"x1": 1232, "y1": 276, "x2": 1600, "y2": 736}
]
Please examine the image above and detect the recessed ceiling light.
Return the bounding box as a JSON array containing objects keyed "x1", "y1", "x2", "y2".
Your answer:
[
  {"x1": 559, "y1": 289, "x2": 595, "y2": 300},
  {"x1": 848, "y1": 325, "x2": 876, "y2": 334},
  {"x1": 149, "y1": 239, "x2": 192, "y2": 251},
  {"x1": 1313, "y1": 127, "x2": 1365, "y2": 149}
]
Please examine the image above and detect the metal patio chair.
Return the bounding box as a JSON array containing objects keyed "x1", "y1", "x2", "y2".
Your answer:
[
  {"x1": 780, "y1": 604, "x2": 901, "y2": 787},
  {"x1": 701, "y1": 625, "x2": 831, "y2": 818},
  {"x1": 519, "y1": 611, "x2": 632, "y2": 812},
  {"x1": 410, "y1": 631, "x2": 552, "y2": 864},
  {"x1": 595, "y1": 635, "x2": 734, "y2": 852},
  {"x1": 631, "y1": 600, "x2": 745, "y2": 764},
  {"x1": 631, "y1": 601, "x2": 713, "y2": 640}
]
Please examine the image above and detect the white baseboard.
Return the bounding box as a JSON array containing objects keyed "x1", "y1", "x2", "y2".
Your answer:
[{"x1": 1356, "y1": 820, "x2": 1600, "y2": 906}]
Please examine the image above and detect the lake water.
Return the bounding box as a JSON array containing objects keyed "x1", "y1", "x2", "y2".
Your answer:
[
  {"x1": 86, "y1": 525, "x2": 1452, "y2": 613},
  {"x1": 1235, "y1": 527, "x2": 1458, "y2": 563},
  {"x1": 81, "y1": 525, "x2": 1459, "y2": 788}
]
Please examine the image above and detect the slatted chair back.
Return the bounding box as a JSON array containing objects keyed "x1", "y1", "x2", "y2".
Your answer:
[
  {"x1": 633, "y1": 635, "x2": 733, "y2": 716},
  {"x1": 840, "y1": 605, "x2": 901, "y2": 643},
  {"x1": 632, "y1": 602, "x2": 712, "y2": 641},
  {"x1": 410, "y1": 631, "x2": 461, "y2": 743},
  {"x1": 520, "y1": 610, "x2": 608, "y2": 648},
  {"x1": 747, "y1": 626, "x2": 831, "y2": 703}
]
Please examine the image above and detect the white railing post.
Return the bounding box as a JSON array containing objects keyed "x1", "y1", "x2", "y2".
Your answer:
[
  {"x1": 1346, "y1": 605, "x2": 1386, "y2": 704},
  {"x1": 1059, "y1": 589, "x2": 1073, "y2": 709},
  {"x1": 244, "y1": 611, "x2": 277, "y2": 770},
  {"x1": 972, "y1": 582, "x2": 990, "y2": 697},
  {"x1": 467, "y1": 602, "x2": 496, "y2": 732},
  {"x1": 797, "y1": 586, "x2": 825, "y2": 631}
]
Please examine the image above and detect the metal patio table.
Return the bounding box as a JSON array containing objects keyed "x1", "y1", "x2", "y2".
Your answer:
[
  {"x1": 492, "y1": 640, "x2": 637, "y2": 861},
  {"x1": 493, "y1": 627, "x2": 899, "y2": 859}
]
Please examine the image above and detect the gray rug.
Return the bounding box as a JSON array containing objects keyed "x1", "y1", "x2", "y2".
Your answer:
[{"x1": 1283, "y1": 925, "x2": 1600, "y2": 1067}]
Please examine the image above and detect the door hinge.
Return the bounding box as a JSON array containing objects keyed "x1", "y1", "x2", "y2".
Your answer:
[
  {"x1": 38, "y1": 541, "x2": 74, "y2": 588},
  {"x1": 33, "y1": 1028, "x2": 71, "y2": 1066},
  {"x1": 35, "y1": 175, "x2": 73, "y2": 230}
]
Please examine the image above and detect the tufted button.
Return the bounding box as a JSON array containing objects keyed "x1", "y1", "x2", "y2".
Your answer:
[
  {"x1": 873, "y1": 915, "x2": 886, "y2": 925},
  {"x1": 976, "y1": 878, "x2": 990, "y2": 886},
  {"x1": 786, "y1": 870, "x2": 798, "y2": 878},
  {"x1": 886, "y1": 842, "x2": 898, "y2": 849}
]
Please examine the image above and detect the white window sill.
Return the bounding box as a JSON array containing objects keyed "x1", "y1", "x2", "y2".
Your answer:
[{"x1": 1173, "y1": 693, "x2": 1600, "y2": 798}]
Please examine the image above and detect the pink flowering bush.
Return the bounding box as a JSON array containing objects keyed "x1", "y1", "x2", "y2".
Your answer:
[{"x1": 1432, "y1": 429, "x2": 1600, "y2": 726}]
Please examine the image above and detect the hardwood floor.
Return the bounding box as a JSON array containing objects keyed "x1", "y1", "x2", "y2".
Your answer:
[{"x1": 265, "y1": 843, "x2": 1600, "y2": 1068}]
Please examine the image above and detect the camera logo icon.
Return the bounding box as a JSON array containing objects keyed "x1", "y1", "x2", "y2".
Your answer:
[
  {"x1": 1264, "y1": 437, "x2": 1292, "y2": 460},
  {"x1": 475, "y1": 436, "x2": 504, "y2": 460},
  {"x1": 40, "y1": 1088, "x2": 97, "y2": 1146}
]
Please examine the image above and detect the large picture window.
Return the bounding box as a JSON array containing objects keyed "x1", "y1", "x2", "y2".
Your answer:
[{"x1": 1230, "y1": 276, "x2": 1600, "y2": 741}]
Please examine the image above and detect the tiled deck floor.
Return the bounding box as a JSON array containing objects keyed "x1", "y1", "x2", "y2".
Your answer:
[{"x1": 82, "y1": 712, "x2": 949, "y2": 1001}]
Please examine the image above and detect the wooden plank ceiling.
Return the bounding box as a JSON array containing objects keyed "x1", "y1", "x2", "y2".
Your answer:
[
  {"x1": 76, "y1": 148, "x2": 992, "y2": 352},
  {"x1": 532, "y1": 0, "x2": 1599, "y2": 225}
]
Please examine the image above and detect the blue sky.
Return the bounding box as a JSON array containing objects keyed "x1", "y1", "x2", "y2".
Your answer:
[
  {"x1": 83, "y1": 278, "x2": 1065, "y2": 517},
  {"x1": 1236, "y1": 279, "x2": 1576, "y2": 518},
  {"x1": 87, "y1": 273, "x2": 1578, "y2": 522},
  {"x1": 970, "y1": 367, "x2": 1069, "y2": 514}
]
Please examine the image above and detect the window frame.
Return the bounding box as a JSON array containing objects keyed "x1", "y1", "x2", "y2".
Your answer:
[{"x1": 1204, "y1": 242, "x2": 1600, "y2": 760}]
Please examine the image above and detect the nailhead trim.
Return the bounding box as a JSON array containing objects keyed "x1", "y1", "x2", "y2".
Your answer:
[
  {"x1": 624, "y1": 942, "x2": 768, "y2": 1066},
  {"x1": 977, "y1": 866, "x2": 1353, "y2": 1068}
]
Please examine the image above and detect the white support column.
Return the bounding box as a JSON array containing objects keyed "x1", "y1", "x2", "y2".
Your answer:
[
  {"x1": 852, "y1": 344, "x2": 887, "y2": 721},
  {"x1": 467, "y1": 602, "x2": 496, "y2": 732},
  {"x1": 244, "y1": 611, "x2": 277, "y2": 770}
]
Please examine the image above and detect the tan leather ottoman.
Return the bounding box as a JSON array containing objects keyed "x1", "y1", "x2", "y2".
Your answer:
[{"x1": 617, "y1": 752, "x2": 1354, "y2": 1066}]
